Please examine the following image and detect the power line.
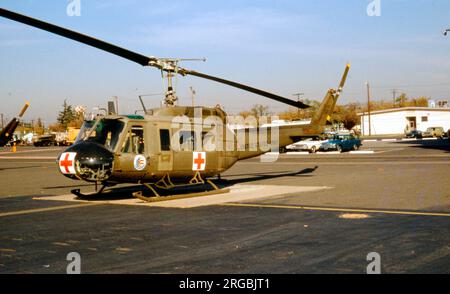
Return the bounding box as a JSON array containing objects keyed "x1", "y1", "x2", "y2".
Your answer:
[{"x1": 371, "y1": 82, "x2": 450, "y2": 89}]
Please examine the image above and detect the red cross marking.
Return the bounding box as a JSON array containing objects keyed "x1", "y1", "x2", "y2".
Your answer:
[
  {"x1": 194, "y1": 152, "x2": 205, "y2": 170},
  {"x1": 60, "y1": 153, "x2": 73, "y2": 173}
]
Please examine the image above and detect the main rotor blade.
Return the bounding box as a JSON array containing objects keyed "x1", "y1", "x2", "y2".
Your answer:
[
  {"x1": 0, "y1": 8, "x2": 154, "y2": 66},
  {"x1": 0, "y1": 8, "x2": 310, "y2": 108},
  {"x1": 180, "y1": 69, "x2": 310, "y2": 109}
]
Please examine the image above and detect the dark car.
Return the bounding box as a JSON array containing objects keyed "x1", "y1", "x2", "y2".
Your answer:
[
  {"x1": 405, "y1": 129, "x2": 423, "y2": 139},
  {"x1": 321, "y1": 134, "x2": 362, "y2": 152}
]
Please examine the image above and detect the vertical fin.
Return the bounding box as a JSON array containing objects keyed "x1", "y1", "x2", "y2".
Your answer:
[{"x1": 310, "y1": 63, "x2": 350, "y2": 127}]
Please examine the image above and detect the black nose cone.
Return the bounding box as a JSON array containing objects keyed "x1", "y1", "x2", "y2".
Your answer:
[{"x1": 58, "y1": 141, "x2": 114, "y2": 182}]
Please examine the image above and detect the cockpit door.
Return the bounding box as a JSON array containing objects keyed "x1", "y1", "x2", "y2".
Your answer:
[
  {"x1": 115, "y1": 125, "x2": 148, "y2": 180},
  {"x1": 158, "y1": 127, "x2": 173, "y2": 171}
]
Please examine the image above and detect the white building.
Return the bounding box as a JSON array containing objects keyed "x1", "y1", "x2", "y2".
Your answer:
[{"x1": 359, "y1": 107, "x2": 450, "y2": 136}]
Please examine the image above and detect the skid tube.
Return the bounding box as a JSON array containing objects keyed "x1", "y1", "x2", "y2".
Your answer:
[{"x1": 132, "y1": 172, "x2": 229, "y2": 203}]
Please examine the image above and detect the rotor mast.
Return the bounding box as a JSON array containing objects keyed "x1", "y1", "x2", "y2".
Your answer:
[{"x1": 153, "y1": 57, "x2": 206, "y2": 106}]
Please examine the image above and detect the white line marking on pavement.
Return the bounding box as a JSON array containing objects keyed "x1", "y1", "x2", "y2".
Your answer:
[
  {"x1": 0, "y1": 148, "x2": 61, "y2": 154},
  {"x1": 349, "y1": 150, "x2": 374, "y2": 154},
  {"x1": 382, "y1": 139, "x2": 398, "y2": 142}
]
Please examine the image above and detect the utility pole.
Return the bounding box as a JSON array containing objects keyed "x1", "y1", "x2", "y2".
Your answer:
[
  {"x1": 392, "y1": 89, "x2": 396, "y2": 107},
  {"x1": 190, "y1": 87, "x2": 196, "y2": 107},
  {"x1": 366, "y1": 82, "x2": 372, "y2": 136},
  {"x1": 292, "y1": 92, "x2": 304, "y2": 118}
]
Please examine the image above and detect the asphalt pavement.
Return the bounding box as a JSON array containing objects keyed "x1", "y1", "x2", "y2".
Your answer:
[{"x1": 0, "y1": 139, "x2": 449, "y2": 273}]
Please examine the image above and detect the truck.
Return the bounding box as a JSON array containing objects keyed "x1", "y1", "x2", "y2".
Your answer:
[{"x1": 33, "y1": 134, "x2": 57, "y2": 146}]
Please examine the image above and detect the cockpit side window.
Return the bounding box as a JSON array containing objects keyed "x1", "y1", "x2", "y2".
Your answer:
[
  {"x1": 159, "y1": 129, "x2": 171, "y2": 151},
  {"x1": 121, "y1": 126, "x2": 145, "y2": 154}
]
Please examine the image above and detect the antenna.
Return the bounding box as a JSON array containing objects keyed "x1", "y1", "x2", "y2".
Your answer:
[{"x1": 138, "y1": 93, "x2": 164, "y2": 114}]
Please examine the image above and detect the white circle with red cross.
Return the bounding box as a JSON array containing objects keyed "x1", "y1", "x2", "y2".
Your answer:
[
  {"x1": 59, "y1": 152, "x2": 77, "y2": 174},
  {"x1": 133, "y1": 155, "x2": 147, "y2": 171},
  {"x1": 192, "y1": 151, "x2": 206, "y2": 171}
]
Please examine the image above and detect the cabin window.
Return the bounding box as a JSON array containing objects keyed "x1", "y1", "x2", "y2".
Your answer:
[
  {"x1": 121, "y1": 126, "x2": 144, "y2": 154},
  {"x1": 421, "y1": 116, "x2": 428, "y2": 122},
  {"x1": 179, "y1": 131, "x2": 195, "y2": 151},
  {"x1": 177, "y1": 131, "x2": 211, "y2": 151},
  {"x1": 159, "y1": 129, "x2": 171, "y2": 151}
]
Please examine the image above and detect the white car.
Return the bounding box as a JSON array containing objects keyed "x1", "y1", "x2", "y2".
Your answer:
[{"x1": 285, "y1": 138, "x2": 328, "y2": 153}]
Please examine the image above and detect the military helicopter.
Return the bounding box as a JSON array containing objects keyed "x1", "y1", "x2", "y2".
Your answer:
[
  {"x1": 0, "y1": 8, "x2": 350, "y2": 201},
  {"x1": 0, "y1": 101, "x2": 29, "y2": 147}
]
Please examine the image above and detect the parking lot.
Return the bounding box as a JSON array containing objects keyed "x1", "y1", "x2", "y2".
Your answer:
[{"x1": 0, "y1": 139, "x2": 449, "y2": 273}]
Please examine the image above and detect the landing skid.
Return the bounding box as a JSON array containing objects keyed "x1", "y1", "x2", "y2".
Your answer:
[
  {"x1": 71, "y1": 184, "x2": 107, "y2": 199},
  {"x1": 70, "y1": 172, "x2": 230, "y2": 202},
  {"x1": 132, "y1": 171, "x2": 229, "y2": 203}
]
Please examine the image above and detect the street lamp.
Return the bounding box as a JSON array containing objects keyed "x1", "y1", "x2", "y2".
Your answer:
[{"x1": 443, "y1": 29, "x2": 450, "y2": 36}]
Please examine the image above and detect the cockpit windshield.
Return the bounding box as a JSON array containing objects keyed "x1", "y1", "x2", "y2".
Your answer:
[{"x1": 75, "y1": 119, "x2": 124, "y2": 151}]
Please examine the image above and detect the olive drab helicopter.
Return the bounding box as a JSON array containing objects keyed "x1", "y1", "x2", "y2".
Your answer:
[{"x1": 0, "y1": 8, "x2": 350, "y2": 201}]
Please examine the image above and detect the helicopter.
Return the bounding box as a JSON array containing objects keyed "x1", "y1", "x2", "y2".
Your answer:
[
  {"x1": 0, "y1": 8, "x2": 350, "y2": 200},
  {"x1": 0, "y1": 101, "x2": 29, "y2": 147}
]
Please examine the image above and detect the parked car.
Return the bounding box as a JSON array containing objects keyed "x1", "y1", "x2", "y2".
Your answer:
[
  {"x1": 321, "y1": 134, "x2": 362, "y2": 152},
  {"x1": 422, "y1": 127, "x2": 445, "y2": 139},
  {"x1": 405, "y1": 129, "x2": 423, "y2": 139},
  {"x1": 286, "y1": 137, "x2": 328, "y2": 153}
]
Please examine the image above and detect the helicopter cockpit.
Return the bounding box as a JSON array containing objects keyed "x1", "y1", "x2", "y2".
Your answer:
[
  {"x1": 58, "y1": 118, "x2": 124, "y2": 182},
  {"x1": 76, "y1": 118, "x2": 124, "y2": 152}
]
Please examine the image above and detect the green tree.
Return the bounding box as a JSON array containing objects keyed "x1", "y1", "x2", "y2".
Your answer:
[
  {"x1": 250, "y1": 104, "x2": 271, "y2": 118},
  {"x1": 57, "y1": 100, "x2": 75, "y2": 129},
  {"x1": 34, "y1": 117, "x2": 45, "y2": 134},
  {"x1": 395, "y1": 93, "x2": 408, "y2": 107},
  {"x1": 332, "y1": 103, "x2": 360, "y2": 131}
]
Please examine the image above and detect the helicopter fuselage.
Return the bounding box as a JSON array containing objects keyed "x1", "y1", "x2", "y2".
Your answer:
[{"x1": 57, "y1": 106, "x2": 244, "y2": 184}]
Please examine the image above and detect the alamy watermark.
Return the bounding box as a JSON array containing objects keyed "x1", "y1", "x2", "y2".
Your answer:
[
  {"x1": 66, "y1": 252, "x2": 81, "y2": 274},
  {"x1": 366, "y1": 252, "x2": 381, "y2": 274},
  {"x1": 169, "y1": 108, "x2": 281, "y2": 162},
  {"x1": 67, "y1": 0, "x2": 81, "y2": 17},
  {"x1": 367, "y1": 0, "x2": 381, "y2": 17}
]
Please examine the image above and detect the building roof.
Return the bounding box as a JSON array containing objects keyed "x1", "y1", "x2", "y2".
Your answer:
[{"x1": 358, "y1": 107, "x2": 450, "y2": 116}]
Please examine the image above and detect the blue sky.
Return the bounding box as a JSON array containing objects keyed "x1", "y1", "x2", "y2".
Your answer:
[{"x1": 1, "y1": 0, "x2": 450, "y2": 124}]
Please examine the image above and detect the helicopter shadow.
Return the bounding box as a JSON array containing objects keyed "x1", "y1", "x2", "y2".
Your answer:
[
  {"x1": 218, "y1": 166, "x2": 318, "y2": 186},
  {"x1": 74, "y1": 166, "x2": 319, "y2": 201},
  {"x1": 393, "y1": 138, "x2": 450, "y2": 153}
]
